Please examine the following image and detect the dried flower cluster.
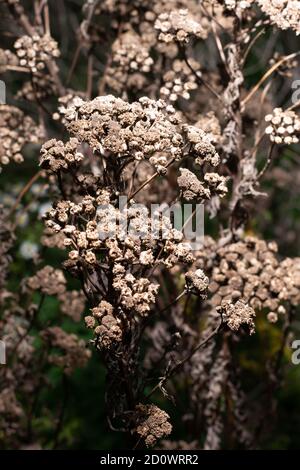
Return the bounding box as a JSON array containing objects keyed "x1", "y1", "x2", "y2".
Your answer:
[
  {"x1": 217, "y1": 299, "x2": 256, "y2": 335},
  {"x1": 16, "y1": 76, "x2": 57, "y2": 102},
  {"x1": 27, "y1": 266, "x2": 66, "y2": 296},
  {"x1": 155, "y1": 9, "x2": 208, "y2": 43},
  {"x1": 224, "y1": 0, "x2": 254, "y2": 9},
  {"x1": 185, "y1": 269, "x2": 209, "y2": 297},
  {"x1": 132, "y1": 404, "x2": 172, "y2": 447},
  {"x1": 106, "y1": 29, "x2": 153, "y2": 94},
  {"x1": 197, "y1": 236, "x2": 300, "y2": 322},
  {"x1": 40, "y1": 138, "x2": 84, "y2": 172},
  {"x1": 0, "y1": 48, "x2": 17, "y2": 73},
  {"x1": 160, "y1": 59, "x2": 199, "y2": 102},
  {"x1": 41, "y1": 327, "x2": 91, "y2": 375},
  {"x1": 257, "y1": 0, "x2": 300, "y2": 35},
  {"x1": 178, "y1": 168, "x2": 228, "y2": 201},
  {"x1": 61, "y1": 95, "x2": 183, "y2": 164},
  {"x1": 265, "y1": 108, "x2": 300, "y2": 144},
  {"x1": 60, "y1": 290, "x2": 86, "y2": 322},
  {"x1": 0, "y1": 105, "x2": 42, "y2": 169},
  {"x1": 14, "y1": 34, "x2": 60, "y2": 73}
]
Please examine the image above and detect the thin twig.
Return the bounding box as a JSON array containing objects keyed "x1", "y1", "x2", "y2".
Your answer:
[
  {"x1": 242, "y1": 28, "x2": 266, "y2": 66},
  {"x1": 242, "y1": 52, "x2": 300, "y2": 107},
  {"x1": 67, "y1": 44, "x2": 82, "y2": 85},
  {"x1": 286, "y1": 99, "x2": 300, "y2": 112},
  {"x1": 43, "y1": 1, "x2": 51, "y2": 35},
  {"x1": 181, "y1": 46, "x2": 222, "y2": 102},
  {"x1": 211, "y1": 21, "x2": 228, "y2": 73},
  {"x1": 250, "y1": 132, "x2": 266, "y2": 161},
  {"x1": 146, "y1": 319, "x2": 223, "y2": 399},
  {"x1": 53, "y1": 374, "x2": 69, "y2": 449},
  {"x1": 257, "y1": 143, "x2": 275, "y2": 180},
  {"x1": 182, "y1": 205, "x2": 200, "y2": 232},
  {"x1": 9, "y1": 171, "x2": 43, "y2": 216},
  {"x1": 128, "y1": 157, "x2": 176, "y2": 202},
  {"x1": 157, "y1": 290, "x2": 186, "y2": 316}
]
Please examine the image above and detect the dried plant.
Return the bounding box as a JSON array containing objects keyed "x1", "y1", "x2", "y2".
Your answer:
[{"x1": 0, "y1": 0, "x2": 300, "y2": 450}]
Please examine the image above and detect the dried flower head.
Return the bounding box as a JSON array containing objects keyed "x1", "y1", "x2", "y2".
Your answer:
[
  {"x1": 185, "y1": 269, "x2": 209, "y2": 297},
  {"x1": 41, "y1": 327, "x2": 91, "y2": 375},
  {"x1": 86, "y1": 300, "x2": 123, "y2": 350},
  {"x1": 204, "y1": 173, "x2": 228, "y2": 198},
  {"x1": 106, "y1": 29, "x2": 153, "y2": 93},
  {"x1": 59, "y1": 290, "x2": 86, "y2": 322},
  {"x1": 217, "y1": 299, "x2": 256, "y2": 335},
  {"x1": 132, "y1": 404, "x2": 172, "y2": 447},
  {"x1": 183, "y1": 125, "x2": 220, "y2": 166},
  {"x1": 113, "y1": 267, "x2": 159, "y2": 317},
  {"x1": 14, "y1": 34, "x2": 60, "y2": 73},
  {"x1": 223, "y1": 0, "x2": 254, "y2": 10},
  {"x1": 257, "y1": 0, "x2": 300, "y2": 35},
  {"x1": 0, "y1": 105, "x2": 42, "y2": 169},
  {"x1": 265, "y1": 108, "x2": 300, "y2": 144},
  {"x1": 16, "y1": 75, "x2": 58, "y2": 102},
  {"x1": 40, "y1": 138, "x2": 84, "y2": 172},
  {"x1": 27, "y1": 266, "x2": 66, "y2": 296},
  {"x1": 197, "y1": 236, "x2": 300, "y2": 319},
  {"x1": 0, "y1": 48, "x2": 17, "y2": 73},
  {"x1": 155, "y1": 9, "x2": 208, "y2": 43},
  {"x1": 178, "y1": 168, "x2": 210, "y2": 201},
  {"x1": 195, "y1": 112, "x2": 222, "y2": 146},
  {"x1": 63, "y1": 95, "x2": 183, "y2": 166},
  {"x1": 160, "y1": 59, "x2": 199, "y2": 102},
  {"x1": 267, "y1": 311, "x2": 278, "y2": 324}
]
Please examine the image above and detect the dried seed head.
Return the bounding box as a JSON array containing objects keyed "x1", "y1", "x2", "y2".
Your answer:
[
  {"x1": 217, "y1": 299, "x2": 256, "y2": 335},
  {"x1": 185, "y1": 269, "x2": 209, "y2": 297},
  {"x1": 14, "y1": 34, "x2": 60, "y2": 73},
  {"x1": 155, "y1": 9, "x2": 208, "y2": 44},
  {"x1": 265, "y1": 108, "x2": 300, "y2": 144},
  {"x1": 132, "y1": 404, "x2": 172, "y2": 447}
]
